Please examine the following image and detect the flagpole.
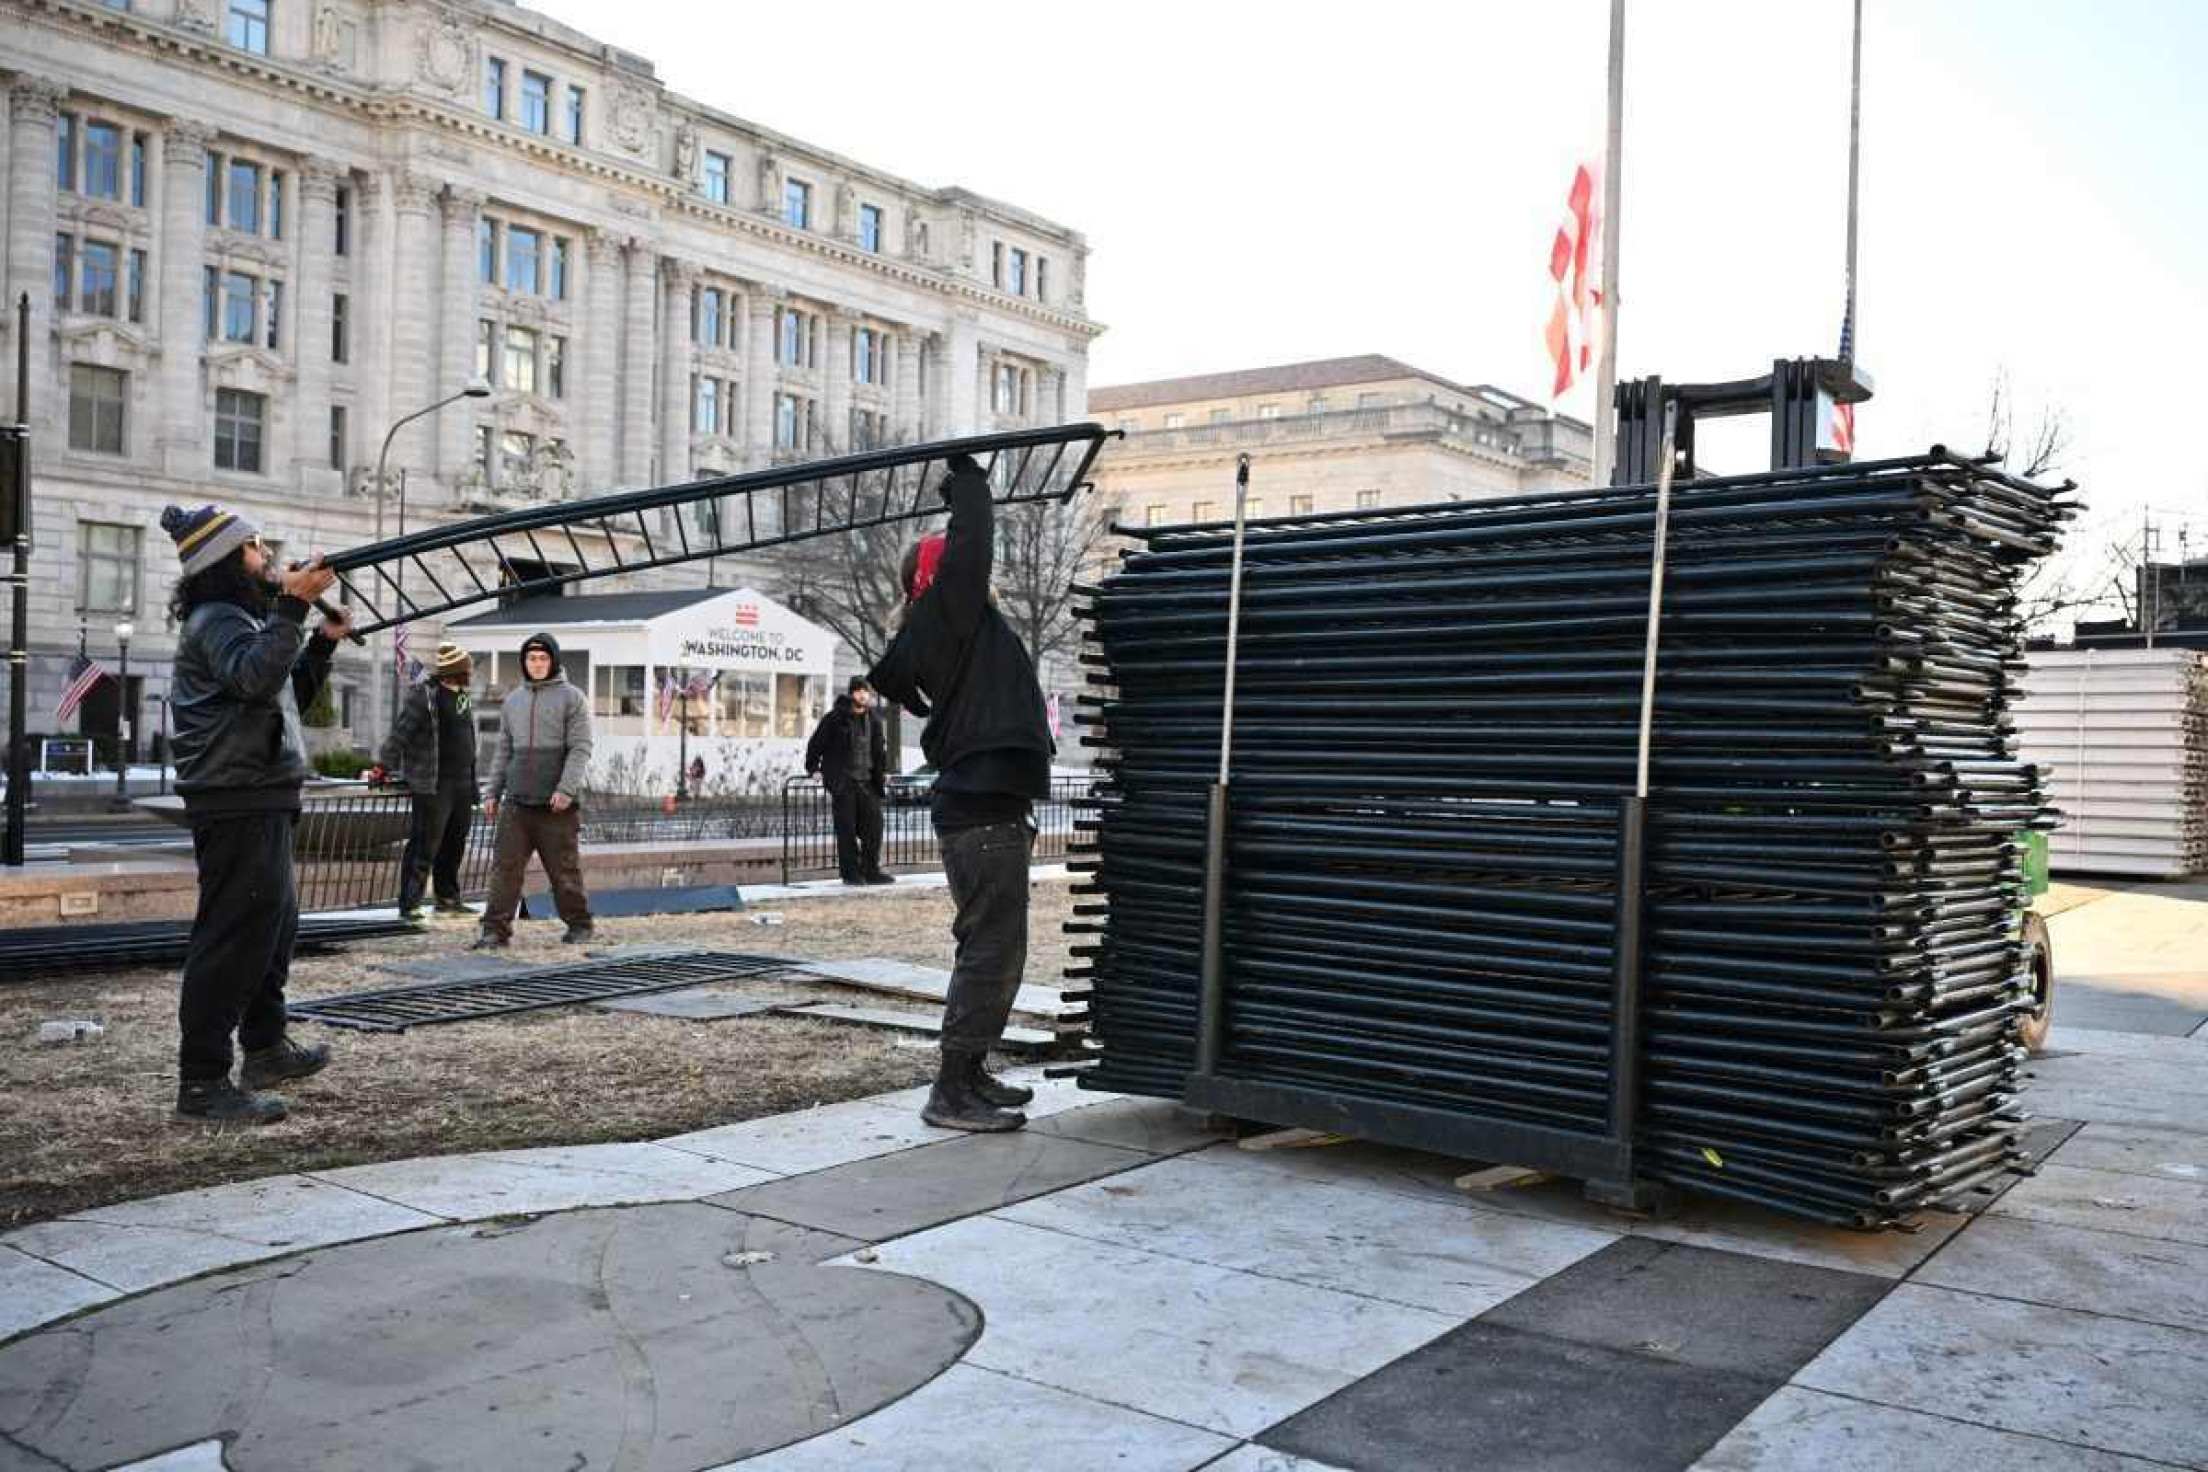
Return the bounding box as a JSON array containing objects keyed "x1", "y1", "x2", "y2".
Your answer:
[
  {"x1": 1592, "y1": 0, "x2": 1625, "y2": 487},
  {"x1": 1843, "y1": 0, "x2": 1862, "y2": 366}
]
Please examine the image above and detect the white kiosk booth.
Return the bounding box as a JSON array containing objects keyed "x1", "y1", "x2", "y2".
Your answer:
[{"x1": 451, "y1": 587, "x2": 836, "y2": 796}]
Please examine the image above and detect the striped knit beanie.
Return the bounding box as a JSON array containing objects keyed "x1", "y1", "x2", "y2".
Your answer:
[
  {"x1": 434, "y1": 642, "x2": 473, "y2": 680},
  {"x1": 159, "y1": 504, "x2": 259, "y2": 578}
]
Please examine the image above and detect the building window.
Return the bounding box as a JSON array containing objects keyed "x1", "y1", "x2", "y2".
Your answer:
[
  {"x1": 992, "y1": 363, "x2": 1021, "y2": 416},
  {"x1": 1192, "y1": 501, "x2": 1215, "y2": 522},
  {"x1": 703, "y1": 151, "x2": 730, "y2": 204},
  {"x1": 1037, "y1": 256, "x2": 1050, "y2": 301},
  {"x1": 78, "y1": 522, "x2": 140, "y2": 613},
  {"x1": 484, "y1": 56, "x2": 506, "y2": 119},
  {"x1": 499, "y1": 430, "x2": 534, "y2": 486},
  {"x1": 777, "y1": 307, "x2": 803, "y2": 367},
  {"x1": 774, "y1": 393, "x2": 799, "y2": 450},
  {"x1": 1162, "y1": 412, "x2": 1184, "y2": 430},
  {"x1": 1290, "y1": 495, "x2": 1314, "y2": 515},
  {"x1": 331, "y1": 292, "x2": 348, "y2": 363},
  {"x1": 56, "y1": 113, "x2": 75, "y2": 192},
  {"x1": 505, "y1": 226, "x2": 540, "y2": 293},
  {"x1": 213, "y1": 388, "x2": 265, "y2": 472},
  {"x1": 854, "y1": 327, "x2": 876, "y2": 385},
  {"x1": 1008, "y1": 247, "x2": 1027, "y2": 296},
  {"x1": 695, "y1": 376, "x2": 719, "y2": 434},
  {"x1": 130, "y1": 132, "x2": 146, "y2": 206},
  {"x1": 68, "y1": 366, "x2": 127, "y2": 455},
  {"x1": 1246, "y1": 498, "x2": 1264, "y2": 518},
  {"x1": 1307, "y1": 396, "x2": 1327, "y2": 414},
  {"x1": 547, "y1": 336, "x2": 565, "y2": 399},
  {"x1": 265, "y1": 279, "x2": 282, "y2": 349},
  {"x1": 126, "y1": 248, "x2": 145, "y2": 323},
  {"x1": 504, "y1": 325, "x2": 538, "y2": 394},
  {"x1": 78, "y1": 240, "x2": 118, "y2": 317},
  {"x1": 268, "y1": 169, "x2": 283, "y2": 239},
  {"x1": 226, "y1": 159, "x2": 261, "y2": 233},
  {"x1": 696, "y1": 287, "x2": 722, "y2": 347},
  {"x1": 52, "y1": 234, "x2": 71, "y2": 312},
  {"x1": 782, "y1": 178, "x2": 810, "y2": 229},
  {"x1": 1208, "y1": 408, "x2": 1230, "y2": 426},
  {"x1": 1257, "y1": 403, "x2": 1279, "y2": 420},
  {"x1": 220, "y1": 270, "x2": 256, "y2": 343},
  {"x1": 83, "y1": 122, "x2": 121, "y2": 200},
  {"x1": 550, "y1": 236, "x2": 569, "y2": 300},
  {"x1": 478, "y1": 218, "x2": 496, "y2": 284},
  {"x1": 1144, "y1": 504, "x2": 1166, "y2": 527},
  {"x1": 1356, "y1": 489, "x2": 1381, "y2": 509},
  {"x1": 328, "y1": 403, "x2": 347, "y2": 471},
  {"x1": 520, "y1": 71, "x2": 551, "y2": 134},
  {"x1": 476, "y1": 318, "x2": 495, "y2": 381},
  {"x1": 474, "y1": 424, "x2": 494, "y2": 480},
  {"x1": 565, "y1": 84, "x2": 585, "y2": 143},
  {"x1": 226, "y1": 0, "x2": 268, "y2": 54},
  {"x1": 1356, "y1": 392, "x2": 1382, "y2": 408},
  {"x1": 334, "y1": 184, "x2": 350, "y2": 255},
  {"x1": 858, "y1": 203, "x2": 882, "y2": 253}
]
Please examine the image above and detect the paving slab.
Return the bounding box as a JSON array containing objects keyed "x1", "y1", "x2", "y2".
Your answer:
[
  {"x1": 2015, "y1": 1078, "x2": 2208, "y2": 1133},
  {"x1": 780, "y1": 1001, "x2": 1057, "y2": 1050},
  {"x1": 1028, "y1": 1096, "x2": 1232, "y2": 1156},
  {"x1": 2044, "y1": 982, "x2": 2208, "y2": 1037},
  {"x1": 2050, "y1": 1122, "x2": 2208, "y2": 1182},
  {"x1": 845, "y1": 1214, "x2": 1458, "y2": 1439},
  {"x1": 2043, "y1": 1025, "x2": 2208, "y2": 1064},
  {"x1": 308, "y1": 1141, "x2": 772, "y2": 1220},
  {"x1": 0, "y1": 1245, "x2": 118, "y2": 1343},
  {"x1": 660, "y1": 1099, "x2": 956, "y2": 1175},
  {"x1": 2, "y1": 1175, "x2": 440, "y2": 1294},
  {"x1": 1691, "y1": 1385, "x2": 2172, "y2": 1471},
  {"x1": 870, "y1": 1068, "x2": 1111, "y2": 1122},
  {"x1": 2028, "y1": 1053, "x2": 2208, "y2": 1101},
  {"x1": 0, "y1": 1202, "x2": 979, "y2": 1472},
  {"x1": 1989, "y1": 1160, "x2": 2208, "y2": 1246},
  {"x1": 1200, "y1": 1449, "x2": 1354, "y2": 1472},
  {"x1": 369, "y1": 953, "x2": 526, "y2": 982},
  {"x1": 1479, "y1": 1238, "x2": 1892, "y2": 1381},
  {"x1": 1260, "y1": 1319, "x2": 1774, "y2": 1472},
  {"x1": 997, "y1": 1148, "x2": 1616, "y2": 1318},
  {"x1": 1915, "y1": 1213, "x2": 2208, "y2": 1335},
  {"x1": 108, "y1": 1443, "x2": 230, "y2": 1471},
  {"x1": 719, "y1": 1363, "x2": 1235, "y2": 1472},
  {"x1": 710, "y1": 1130, "x2": 1149, "y2": 1243},
  {"x1": 591, "y1": 985, "x2": 808, "y2": 1020},
  {"x1": 796, "y1": 955, "x2": 1073, "y2": 1018},
  {"x1": 1794, "y1": 1282, "x2": 2208, "y2": 1467}
]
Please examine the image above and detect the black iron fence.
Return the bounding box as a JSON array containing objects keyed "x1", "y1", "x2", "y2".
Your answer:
[{"x1": 780, "y1": 775, "x2": 1091, "y2": 883}]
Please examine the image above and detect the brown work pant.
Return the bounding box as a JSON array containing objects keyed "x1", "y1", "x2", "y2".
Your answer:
[{"x1": 480, "y1": 803, "x2": 591, "y2": 939}]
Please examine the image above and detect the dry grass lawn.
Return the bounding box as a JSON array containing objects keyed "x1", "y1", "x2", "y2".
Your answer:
[{"x1": 0, "y1": 878, "x2": 1078, "y2": 1229}]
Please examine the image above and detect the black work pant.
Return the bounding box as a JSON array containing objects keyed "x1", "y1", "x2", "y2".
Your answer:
[
  {"x1": 831, "y1": 783, "x2": 884, "y2": 880},
  {"x1": 178, "y1": 810, "x2": 300, "y2": 1082},
  {"x1": 938, "y1": 817, "x2": 1034, "y2": 1054},
  {"x1": 480, "y1": 803, "x2": 591, "y2": 939},
  {"x1": 397, "y1": 781, "x2": 476, "y2": 911}
]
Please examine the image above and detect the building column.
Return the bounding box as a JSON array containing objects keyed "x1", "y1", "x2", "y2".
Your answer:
[
  {"x1": 435, "y1": 185, "x2": 484, "y2": 489},
  {"x1": 744, "y1": 286, "x2": 781, "y2": 467},
  {"x1": 292, "y1": 157, "x2": 341, "y2": 480},
  {"x1": 618, "y1": 236, "x2": 656, "y2": 487},
  {"x1": 892, "y1": 330, "x2": 920, "y2": 442},
  {"x1": 1060, "y1": 352, "x2": 1088, "y2": 423},
  {"x1": 945, "y1": 313, "x2": 979, "y2": 437},
  {"x1": 351, "y1": 171, "x2": 387, "y2": 492},
  {"x1": 659, "y1": 256, "x2": 695, "y2": 482},
  {"x1": 919, "y1": 330, "x2": 945, "y2": 440},
  {"x1": 385, "y1": 172, "x2": 439, "y2": 494},
  {"x1": 4, "y1": 80, "x2": 65, "y2": 426},
  {"x1": 580, "y1": 227, "x2": 620, "y2": 493},
  {"x1": 152, "y1": 116, "x2": 214, "y2": 474},
  {"x1": 823, "y1": 312, "x2": 852, "y2": 451}
]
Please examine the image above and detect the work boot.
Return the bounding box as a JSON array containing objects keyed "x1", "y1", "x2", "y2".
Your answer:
[
  {"x1": 398, "y1": 905, "x2": 425, "y2": 923},
  {"x1": 920, "y1": 1050, "x2": 1025, "y2": 1133},
  {"x1": 240, "y1": 1036, "x2": 331, "y2": 1090},
  {"x1": 864, "y1": 871, "x2": 897, "y2": 885},
  {"x1": 969, "y1": 1056, "x2": 1034, "y2": 1108},
  {"x1": 433, "y1": 897, "x2": 472, "y2": 916},
  {"x1": 175, "y1": 1077, "x2": 287, "y2": 1125},
  {"x1": 470, "y1": 931, "x2": 510, "y2": 951},
  {"x1": 561, "y1": 924, "x2": 595, "y2": 945}
]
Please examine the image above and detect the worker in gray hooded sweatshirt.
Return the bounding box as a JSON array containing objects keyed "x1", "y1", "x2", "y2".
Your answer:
[{"x1": 475, "y1": 632, "x2": 594, "y2": 948}]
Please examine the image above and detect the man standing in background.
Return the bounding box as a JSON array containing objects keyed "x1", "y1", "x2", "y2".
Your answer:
[
  {"x1": 381, "y1": 642, "x2": 480, "y2": 921},
  {"x1": 805, "y1": 677, "x2": 893, "y2": 886},
  {"x1": 475, "y1": 632, "x2": 594, "y2": 949}
]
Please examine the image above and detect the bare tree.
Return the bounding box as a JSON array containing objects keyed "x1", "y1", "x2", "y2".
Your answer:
[
  {"x1": 1981, "y1": 370, "x2": 2072, "y2": 480},
  {"x1": 994, "y1": 491, "x2": 1113, "y2": 675}
]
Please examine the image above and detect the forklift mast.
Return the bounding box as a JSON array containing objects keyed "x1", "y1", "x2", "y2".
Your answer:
[{"x1": 1612, "y1": 357, "x2": 1874, "y2": 485}]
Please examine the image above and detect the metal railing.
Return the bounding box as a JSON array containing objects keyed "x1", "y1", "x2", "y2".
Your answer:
[
  {"x1": 780, "y1": 774, "x2": 1092, "y2": 883},
  {"x1": 1115, "y1": 403, "x2": 1528, "y2": 458}
]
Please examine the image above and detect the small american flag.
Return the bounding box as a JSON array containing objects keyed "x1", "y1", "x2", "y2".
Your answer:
[
  {"x1": 56, "y1": 652, "x2": 110, "y2": 722},
  {"x1": 393, "y1": 624, "x2": 410, "y2": 677},
  {"x1": 654, "y1": 670, "x2": 675, "y2": 725}
]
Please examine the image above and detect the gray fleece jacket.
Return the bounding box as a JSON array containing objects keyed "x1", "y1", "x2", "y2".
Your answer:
[{"x1": 488, "y1": 632, "x2": 592, "y2": 806}]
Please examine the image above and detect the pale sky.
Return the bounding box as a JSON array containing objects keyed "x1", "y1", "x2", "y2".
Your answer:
[{"x1": 533, "y1": 0, "x2": 2208, "y2": 617}]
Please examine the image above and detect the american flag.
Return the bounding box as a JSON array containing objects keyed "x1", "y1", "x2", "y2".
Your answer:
[
  {"x1": 55, "y1": 652, "x2": 110, "y2": 722},
  {"x1": 654, "y1": 670, "x2": 675, "y2": 725}
]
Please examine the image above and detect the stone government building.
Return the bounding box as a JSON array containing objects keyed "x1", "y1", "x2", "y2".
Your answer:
[
  {"x1": 1090, "y1": 355, "x2": 1591, "y2": 528},
  {"x1": 0, "y1": 0, "x2": 1098, "y2": 757}
]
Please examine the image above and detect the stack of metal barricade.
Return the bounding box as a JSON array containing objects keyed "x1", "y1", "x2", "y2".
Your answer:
[
  {"x1": 2015, "y1": 647, "x2": 2208, "y2": 878},
  {"x1": 1066, "y1": 451, "x2": 2070, "y2": 1226}
]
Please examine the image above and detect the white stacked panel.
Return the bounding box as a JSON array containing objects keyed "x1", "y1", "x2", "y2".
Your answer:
[{"x1": 2016, "y1": 648, "x2": 2208, "y2": 878}]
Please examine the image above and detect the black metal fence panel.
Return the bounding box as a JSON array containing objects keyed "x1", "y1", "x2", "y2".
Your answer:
[{"x1": 781, "y1": 775, "x2": 1091, "y2": 883}]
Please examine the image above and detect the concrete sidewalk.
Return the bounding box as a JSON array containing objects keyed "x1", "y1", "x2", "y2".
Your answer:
[{"x1": 3, "y1": 882, "x2": 2204, "y2": 1471}]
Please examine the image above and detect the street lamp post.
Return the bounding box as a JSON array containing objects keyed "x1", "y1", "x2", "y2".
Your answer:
[
  {"x1": 111, "y1": 620, "x2": 132, "y2": 811},
  {"x1": 371, "y1": 378, "x2": 492, "y2": 748}
]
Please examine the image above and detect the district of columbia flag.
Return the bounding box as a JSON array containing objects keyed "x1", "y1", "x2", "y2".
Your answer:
[{"x1": 1545, "y1": 159, "x2": 1605, "y2": 400}]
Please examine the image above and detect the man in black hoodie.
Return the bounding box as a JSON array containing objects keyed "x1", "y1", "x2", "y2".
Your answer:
[
  {"x1": 804, "y1": 676, "x2": 892, "y2": 886},
  {"x1": 161, "y1": 504, "x2": 348, "y2": 1124},
  {"x1": 869, "y1": 454, "x2": 1050, "y2": 1131}
]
